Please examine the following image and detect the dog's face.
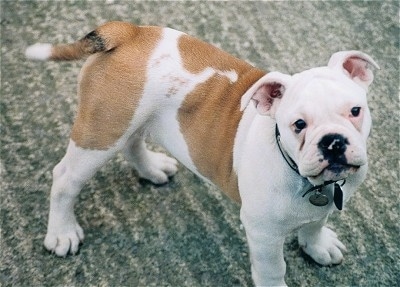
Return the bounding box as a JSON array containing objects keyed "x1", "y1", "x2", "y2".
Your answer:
[
  {"x1": 241, "y1": 51, "x2": 379, "y2": 185},
  {"x1": 276, "y1": 68, "x2": 372, "y2": 185}
]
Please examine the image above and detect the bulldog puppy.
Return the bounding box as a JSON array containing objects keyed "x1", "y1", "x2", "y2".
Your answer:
[{"x1": 25, "y1": 21, "x2": 379, "y2": 286}]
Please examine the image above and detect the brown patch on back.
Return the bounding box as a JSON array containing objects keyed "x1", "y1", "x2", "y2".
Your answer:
[
  {"x1": 178, "y1": 35, "x2": 266, "y2": 203},
  {"x1": 71, "y1": 25, "x2": 162, "y2": 149}
]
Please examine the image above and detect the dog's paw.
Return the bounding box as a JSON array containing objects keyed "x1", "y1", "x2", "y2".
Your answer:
[
  {"x1": 299, "y1": 226, "x2": 346, "y2": 265},
  {"x1": 44, "y1": 222, "x2": 84, "y2": 257},
  {"x1": 137, "y1": 151, "x2": 178, "y2": 185}
]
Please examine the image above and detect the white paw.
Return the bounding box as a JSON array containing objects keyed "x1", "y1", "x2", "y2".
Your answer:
[
  {"x1": 299, "y1": 226, "x2": 346, "y2": 265},
  {"x1": 44, "y1": 222, "x2": 84, "y2": 257},
  {"x1": 137, "y1": 151, "x2": 178, "y2": 185}
]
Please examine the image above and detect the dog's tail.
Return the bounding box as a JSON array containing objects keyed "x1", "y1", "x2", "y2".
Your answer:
[{"x1": 25, "y1": 21, "x2": 137, "y2": 61}]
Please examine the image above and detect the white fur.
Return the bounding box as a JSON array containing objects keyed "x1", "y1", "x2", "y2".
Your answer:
[
  {"x1": 45, "y1": 136, "x2": 179, "y2": 255},
  {"x1": 45, "y1": 139, "x2": 114, "y2": 256},
  {"x1": 217, "y1": 69, "x2": 238, "y2": 82},
  {"x1": 25, "y1": 43, "x2": 52, "y2": 61},
  {"x1": 232, "y1": 57, "x2": 375, "y2": 285},
  {"x1": 235, "y1": 108, "x2": 338, "y2": 286}
]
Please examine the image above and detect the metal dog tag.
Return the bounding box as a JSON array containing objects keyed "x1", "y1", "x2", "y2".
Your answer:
[
  {"x1": 334, "y1": 183, "x2": 343, "y2": 210},
  {"x1": 309, "y1": 190, "x2": 329, "y2": 206}
]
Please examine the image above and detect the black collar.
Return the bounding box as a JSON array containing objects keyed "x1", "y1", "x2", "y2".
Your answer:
[
  {"x1": 275, "y1": 125, "x2": 300, "y2": 174},
  {"x1": 275, "y1": 125, "x2": 344, "y2": 210}
]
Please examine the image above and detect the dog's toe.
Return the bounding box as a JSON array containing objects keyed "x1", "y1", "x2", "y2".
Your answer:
[
  {"x1": 299, "y1": 226, "x2": 346, "y2": 266},
  {"x1": 44, "y1": 224, "x2": 84, "y2": 257},
  {"x1": 137, "y1": 151, "x2": 178, "y2": 184}
]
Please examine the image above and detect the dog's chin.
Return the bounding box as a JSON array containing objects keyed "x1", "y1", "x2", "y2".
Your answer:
[{"x1": 307, "y1": 164, "x2": 360, "y2": 185}]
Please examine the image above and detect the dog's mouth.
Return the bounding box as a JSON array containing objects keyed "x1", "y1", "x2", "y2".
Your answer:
[
  {"x1": 327, "y1": 162, "x2": 360, "y2": 173},
  {"x1": 309, "y1": 163, "x2": 360, "y2": 184}
]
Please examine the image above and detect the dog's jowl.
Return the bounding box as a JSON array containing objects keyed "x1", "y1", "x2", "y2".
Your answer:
[{"x1": 26, "y1": 21, "x2": 379, "y2": 286}]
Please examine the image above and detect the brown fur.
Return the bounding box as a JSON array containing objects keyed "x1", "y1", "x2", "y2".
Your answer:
[
  {"x1": 49, "y1": 40, "x2": 95, "y2": 61},
  {"x1": 70, "y1": 23, "x2": 162, "y2": 149},
  {"x1": 49, "y1": 22, "x2": 140, "y2": 61},
  {"x1": 44, "y1": 22, "x2": 163, "y2": 149},
  {"x1": 178, "y1": 35, "x2": 265, "y2": 202}
]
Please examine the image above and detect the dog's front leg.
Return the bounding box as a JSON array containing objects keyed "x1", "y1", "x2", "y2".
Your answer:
[
  {"x1": 249, "y1": 234, "x2": 287, "y2": 286},
  {"x1": 298, "y1": 217, "x2": 347, "y2": 266},
  {"x1": 241, "y1": 210, "x2": 287, "y2": 287}
]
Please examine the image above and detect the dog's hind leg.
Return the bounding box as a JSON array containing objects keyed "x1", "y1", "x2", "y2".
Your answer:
[
  {"x1": 123, "y1": 136, "x2": 178, "y2": 185},
  {"x1": 44, "y1": 140, "x2": 118, "y2": 257}
]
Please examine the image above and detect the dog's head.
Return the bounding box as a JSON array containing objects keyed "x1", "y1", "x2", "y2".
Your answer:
[{"x1": 241, "y1": 51, "x2": 379, "y2": 185}]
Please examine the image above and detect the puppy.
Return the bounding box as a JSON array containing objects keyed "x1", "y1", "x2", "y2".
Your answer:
[{"x1": 26, "y1": 21, "x2": 379, "y2": 286}]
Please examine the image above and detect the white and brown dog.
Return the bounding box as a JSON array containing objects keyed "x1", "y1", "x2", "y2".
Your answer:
[{"x1": 26, "y1": 21, "x2": 379, "y2": 286}]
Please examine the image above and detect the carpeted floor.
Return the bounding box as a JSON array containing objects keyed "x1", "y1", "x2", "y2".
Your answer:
[{"x1": 1, "y1": 1, "x2": 398, "y2": 286}]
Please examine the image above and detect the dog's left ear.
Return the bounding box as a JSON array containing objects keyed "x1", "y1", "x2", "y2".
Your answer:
[
  {"x1": 240, "y1": 72, "x2": 291, "y2": 116},
  {"x1": 328, "y1": 51, "x2": 380, "y2": 90}
]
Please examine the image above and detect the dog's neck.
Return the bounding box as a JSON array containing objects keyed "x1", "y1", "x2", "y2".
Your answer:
[
  {"x1": 275, "y1": 124, "x2": 344, "y2": 210},
  {"x1": 275, "y1": 125, "x2": 299, "y2": 174}
]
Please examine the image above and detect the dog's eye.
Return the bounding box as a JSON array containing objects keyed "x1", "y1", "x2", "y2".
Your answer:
[
  {"x1": 294, "y1": 119, "x2": 307, "y2": 133},
  {"x1": 351, "y1": 107, "x2": 361, "y2": 117}
]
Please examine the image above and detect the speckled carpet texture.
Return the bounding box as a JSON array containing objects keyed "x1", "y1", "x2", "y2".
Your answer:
[{"x1": 1, "y1": 1, "x2": 398, "y2": 286}]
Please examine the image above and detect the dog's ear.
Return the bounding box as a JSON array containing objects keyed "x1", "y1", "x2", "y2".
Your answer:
[
  {"x1": 328, "y1": 51, "x2": 380, "y2": 91},
  {"x1": 241, "y1": 72, "x2": 291, "y2": 116}
]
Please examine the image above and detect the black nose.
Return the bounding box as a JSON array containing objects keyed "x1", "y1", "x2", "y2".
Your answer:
[{"x1": 318, "y1": 134, "x2": 349, "y2": 162}]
